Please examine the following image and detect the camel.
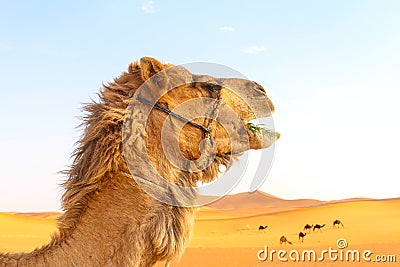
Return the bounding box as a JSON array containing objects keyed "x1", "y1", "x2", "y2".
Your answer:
[
  {"x1": 280, "y1": 236, "x2": 292, "y2": 245},
  {"x1": 303, "y1": 224, "x2": 313, "y2": 233},
  {"x1": 313, "y1": 224, "x2": 326, "y2": 232},
  {"x1": 0, "y1": 57, "x2": 278, "y2": 266},
  {"x1": 258, "y1": 225, "x2": 268, "y2": 231},
  {"x1": 298, "y1": 232, "x2": 306, "y2": 242},
  {"x1": 333, "y1": 219, "x2": 344, "y2": 228}
]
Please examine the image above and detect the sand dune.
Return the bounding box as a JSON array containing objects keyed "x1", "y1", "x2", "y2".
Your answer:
[
  {"x1": 206, "y1": 191, "x2": 375, "y2": 210},
  {"x1": 206, "y1": 191, "x2": 322, "y2": 210},
  {"x1": 11, "y1": 212, "x2": 61, "y2": 220},
  {"x1": 0, "y1": 212, "x2": 57, "y2": 252},
  {"x1": 1, "y1": 193, "x2": 399, "y2": 266}
]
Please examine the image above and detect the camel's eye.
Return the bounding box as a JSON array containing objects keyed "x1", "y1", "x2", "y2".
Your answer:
[
  {"x1": 204, "y1": 84, "x2": 221, "y2": 93},
  {"x1": 253, "y1": 81, "x2": 266, "y2": 93}
]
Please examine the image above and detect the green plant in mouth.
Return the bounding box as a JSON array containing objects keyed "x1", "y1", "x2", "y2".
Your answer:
[{"x1": 246, "y1": 123, "x2": 275, "y2": 139}]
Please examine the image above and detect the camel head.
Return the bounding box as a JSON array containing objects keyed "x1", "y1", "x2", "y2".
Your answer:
[
  {"x1": 65, "y1": 56, "x2": 279, "y2": 209},
  {"x1": 123, "y1": 57, "x2": 279, "y2": 186}
]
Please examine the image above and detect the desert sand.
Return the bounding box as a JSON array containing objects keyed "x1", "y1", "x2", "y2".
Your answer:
[{"x1": 1, "y1": 192, "x2": 399, "y2": 266}]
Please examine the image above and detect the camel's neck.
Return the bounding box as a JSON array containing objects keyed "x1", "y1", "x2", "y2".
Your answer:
[{"x1": 1, "y1": 174, "x2": 195, "y2": 267}]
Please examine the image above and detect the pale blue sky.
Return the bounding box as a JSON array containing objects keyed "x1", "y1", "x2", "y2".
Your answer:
[{"x1": 0, "y1": 1, "x2": 399, "y2": 211}]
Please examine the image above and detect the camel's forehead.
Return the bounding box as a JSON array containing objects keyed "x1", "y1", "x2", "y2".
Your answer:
[
  {"x1": 191, "y1": 74, "x2": 221, "y2": 83},
  {"x1": 190, "y1": 74, "x2": 251, "y2": 86},
  {"x1": 163, "y1": 65, "x2": 257, "y2": 90},
  {"x1": 192, "y1": 76, "x2": 258, "y2": 93}
]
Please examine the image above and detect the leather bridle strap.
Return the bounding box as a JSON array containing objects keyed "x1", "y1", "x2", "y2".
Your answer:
[{"x1": 136, "y1": 96, "x2": 212, "y2": 134}]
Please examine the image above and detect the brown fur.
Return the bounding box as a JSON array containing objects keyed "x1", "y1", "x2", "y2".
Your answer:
[{"x1": 0, "y1": 57, "x2": 277, "y2": 266}]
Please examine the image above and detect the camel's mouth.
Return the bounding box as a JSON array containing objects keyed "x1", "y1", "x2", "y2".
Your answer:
[
  {"x1": 214, "y1": 96, "x2": 279, "y2": 156},
  {"x1": 220, "y1": 116, "x2": 279, "y2": 156},
  {"x1": 218, "y1": 78, "x2": 278, "y2": 151},
  {"x1": 246, "y1": 118, "x2": 280, "y2": 151}
]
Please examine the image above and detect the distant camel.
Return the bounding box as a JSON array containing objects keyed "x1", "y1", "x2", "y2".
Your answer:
[
  {"x1": 303, "y1": 224, "x2": 313, "y2": 233},
  {"x1": 280, "y1": 236, "x2": 292, "y2": 245},
  {"x1": 313, "y1": 224, "x2": 325, "y2": 232},
  {"x1": 258, "y1": 225, "x2": 268, "y2": 231},
  {"x1": 299, "y1": 232, "x2": 307, "y2": 242},
  {"x1": 333, "y1": 219, "x2": 344, "y2": 228}
]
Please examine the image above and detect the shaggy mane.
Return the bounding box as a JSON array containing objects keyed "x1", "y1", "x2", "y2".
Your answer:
[{"x1": 57, "y1": 61, "x2": 145, "y2": 236}]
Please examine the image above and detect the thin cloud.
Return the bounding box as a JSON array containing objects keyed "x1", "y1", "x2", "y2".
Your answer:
[
  {"x1": 219, "y1": 26, "x2": 235, "y2": 32},
  {"x1": 241, "y1": 45, "x2": 265, "y2": 54},
  {"x1": 141, "y1": 0, "x2": 156, "y2": 14}
]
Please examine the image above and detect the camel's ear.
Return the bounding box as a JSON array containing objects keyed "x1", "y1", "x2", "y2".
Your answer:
[{"x1": 140, "y1": 57, "x2": 165, "y2": 81}]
